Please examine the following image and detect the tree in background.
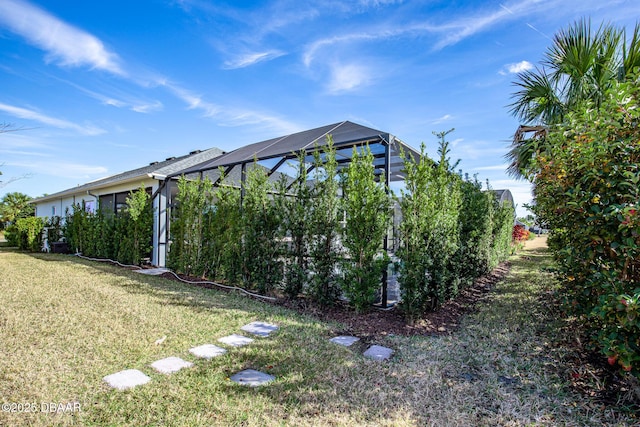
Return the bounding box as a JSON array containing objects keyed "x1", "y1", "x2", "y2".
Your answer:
[
  {"x1": 506, "y1": 19, "x2": 640, "y2": 179},
  {"x1": 0, "y1": 192, "x2": 34, "y2": 229}
]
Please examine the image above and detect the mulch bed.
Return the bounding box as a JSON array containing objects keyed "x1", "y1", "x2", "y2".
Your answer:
[
  {"x1": 158, "y1": 261, "x2": 511, "y2": 339},
  {"x1": 275, "y1": 262, "x2": 512, "y2": 338}
]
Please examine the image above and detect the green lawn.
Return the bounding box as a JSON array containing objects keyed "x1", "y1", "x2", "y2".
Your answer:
[{"x1": 0, "y1": 240, "x2": 635, "y2": 426}]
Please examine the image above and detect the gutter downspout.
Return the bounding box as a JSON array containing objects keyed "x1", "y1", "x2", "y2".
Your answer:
[{"x1": 87, "y1": 191, "x2": 99, "y2": 212}]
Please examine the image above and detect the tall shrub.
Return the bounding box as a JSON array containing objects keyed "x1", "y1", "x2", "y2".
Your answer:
[
  {"x1": 341, "y1": 145, "x2": 392, "y2": 312},
  {"x1": 210, "y1": 180, "x2": 242, "y2": 283},
  {"x1": 280, "y1": 153, "x2": 312, "y2": 298},
  {"x1": 308, "y1": 137, "x2": 343, "y2": 305},
  {"x1": 63, "y1": 202, "x2": 91, "y2": 254},
  {"x1": 168, "y1": 176, "x2": 212, "y2": 276},
  {"x1": 241, "y1": 162, "x2": 284, "y2": 294},
  {"x1": 13, "y1": 216, "x2": 44, "y2": 251},
  {"x1": 532, "y1": 78, "x2": 640, "y2": 375},
  {"x1": 454, "y1": 176, "x2": 495, "y2": 288},
  {"x1": 397, "y1": 130, "x2": 461, "y2": 323},
  {"x1": 117, "y1": 186, "x2": 154, "y2": 265},
  {"x1": 45, "y1": 215, "x2": 63, "y2": 245}
]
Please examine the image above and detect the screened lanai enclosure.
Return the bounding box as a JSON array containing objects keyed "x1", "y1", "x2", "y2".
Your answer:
[
  {"x1": 156, "y1": 120, "x2": 513, "y2": 309},
  {"x1": 157, "y1": 121, "x2": 420, "y2": 307}
]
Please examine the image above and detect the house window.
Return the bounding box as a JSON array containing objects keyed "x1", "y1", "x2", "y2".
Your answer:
[
  {"x1": 99, "y1": 187, "x2": 153, "y2": 214},
  {"x1": 52, "y1": 206, "x2": 57, "y2": 216},
  {"x1": 115, "y1": 192, "x2": 128, "y2": 213}
]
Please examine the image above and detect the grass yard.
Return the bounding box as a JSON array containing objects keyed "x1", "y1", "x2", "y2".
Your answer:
[{"x1": 0, "y1": 239, "x2": 636, "y2": 426}]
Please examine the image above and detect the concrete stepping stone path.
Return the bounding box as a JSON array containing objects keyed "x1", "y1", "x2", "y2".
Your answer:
[
  {"x1": 103, "y1": 369, "x2": 151, "y2": 390},
  {"x1": 241, "y1": 321, "x2": 279, "y2": 337},
  {"x1": 218, "y1": 334, "x2": 254, "y2": 347},
  {"x1": 150, "y1": 356, "x2": 193, "y2": 374},
  {"x1": 104, "y1": 320, "x2": 282, "y2": 391},
  {"x1": 230, "y1": 369, "x2": 275, "y2": 387},
  {"x1": 189, "y1": 344, "x2": 227, "y2": 359},
  {"x1": 363, "y1": 345, "x2": 394, "y2": 361},
  {"x1": 329, "y1": 335, "x2": 360, "y2": 347}
]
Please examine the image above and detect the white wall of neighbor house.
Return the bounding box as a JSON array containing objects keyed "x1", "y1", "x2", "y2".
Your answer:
[
  {"x1": 34, "y1": 195, "x2": 93, "y2": 220},
  {"x1": 34, "y1": 179, "x2": 166, "y2": 265}
]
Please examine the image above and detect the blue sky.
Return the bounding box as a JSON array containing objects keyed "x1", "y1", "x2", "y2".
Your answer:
[{"x1": 1, "y1": 0, "x2": 639, "y2": 216}]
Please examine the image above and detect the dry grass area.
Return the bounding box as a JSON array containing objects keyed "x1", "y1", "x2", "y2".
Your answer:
[{"x1": 0, "y1": 238, "x2": 637, "y2": 426}]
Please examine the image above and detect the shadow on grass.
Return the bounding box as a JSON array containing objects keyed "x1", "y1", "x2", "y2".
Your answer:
[{"x1": 22, "y1": 251, "x2": 277, "y2": 319}]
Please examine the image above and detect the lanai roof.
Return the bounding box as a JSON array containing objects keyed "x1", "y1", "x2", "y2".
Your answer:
[{"x1": 173, "y1": 121, "x2": 420, "y2": 183}]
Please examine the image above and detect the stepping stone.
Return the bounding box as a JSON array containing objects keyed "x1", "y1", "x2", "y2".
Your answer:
[
  {"x1": 150, "y1": 356, "x2": 193, "y2": 374},
  {"x1": 329, "y1": 336, "x2": 360, "y2": 347},
  {"x1": 241, "y1": 321, "x2": 279, "y2": 337},
  {"x1": 133, "y1": 268, "x2": 170, "y2": 275},
  {"x1": 103, "y1": 369, "x2": 151, "y2": 390},
  {"x1": 189, "y1": 344, "x2": 227, "y2": 359},
  {"x1": 363, "y1": 345, "x2": 394, "y2": 361},
  {"x1": 230, "y1": 369, "x2": 275, "y2": 387},
  {"x1": 218, "y1": 334, "x2": 254, "y2": 347}
]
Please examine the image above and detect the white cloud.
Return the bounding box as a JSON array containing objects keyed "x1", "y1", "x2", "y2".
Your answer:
[
  {"x1": 303, "y1": 29, "x2": 409, "y2": 67},
  {"x1": 223, "y1": 50, "x2": 285, "y2": 69},
  {"x1": 432, "y1": 0, "x2": 542, "y2": 50},
  {"x1": 131, "y1": 101, "x2": 164, "y2": 114},
  {"x1": 499, "y1": 60, "x2": 533, "y2": 75},
  {"x1": 473, "y1": 163, "x2": 509, "y2": 171},
  {"x1": 0, "y1": 102, "x2": 105, "y2": 135},
  {"x1": 327, "y1": 63, "x2": 371, "y2": 93},
  {"x1": 158, "y1": 80, "x2": 221, "y2": 117},
  {"x1": 0, "y1": 0, "x2": 124, "y2": 75},
  {"x1": 431, "y1": 114, "x2": 453, "y2": 125}
]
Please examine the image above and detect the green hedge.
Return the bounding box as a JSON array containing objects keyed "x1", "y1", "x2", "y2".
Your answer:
[
  {"x1": 63, "y1": 187, "x2": 154, "y2": 265},
  {"x1": 168, "y1": 134, "x2": 514, "y2": 317},
  {"x1": 532, "y1": 78, "x2": 640, "y2": 376}
]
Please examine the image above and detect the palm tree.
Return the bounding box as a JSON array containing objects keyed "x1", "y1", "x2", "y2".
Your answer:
[
  {"x1": 506, "y1": 19, "x2": 640, "y2": 179},
  {"x1": 0, "y1": 192, "x2": 34, "y2": 228}
]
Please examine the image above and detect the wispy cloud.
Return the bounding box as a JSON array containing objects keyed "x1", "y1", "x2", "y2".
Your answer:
[
  {"x1": 156, "y1": 79, "x2": 299, "y2": 133},
  {"x1": 327, "y1": 62, "x2": 371, "y2": 93},
  {"x1": 0, "y1": 0, "x2": 124, "y2": 75},
  {"x1": 499, "y1": 60, "x2": 533, "y2": 75},
  {"x1": 431, "y1": 114, "x2": 453, "y2": 125},
  {"x1": 0, "y1": 102, "x2": 105, "y2": 135},
  {"x1": 223, "y1": 50, "x2": 286, "y2": 69},
  {"x1": 53, "y1": 77, "x2": 164, "y2": 114},
  {"x1": 217, "y1": 109, "x2": 301, "y2": 134},
  {"x1": 303, "y1": 29, "x2": 411, "y2": 67},
  {"x1": 9, "y1": 160, "x2": 108, "y2": 179},
  {"x1": 473, "y1": 163, "x2": 509, "y2": 171},
  {"x1": 159, "y1": 80, "x2": 221, "y2": 117}
]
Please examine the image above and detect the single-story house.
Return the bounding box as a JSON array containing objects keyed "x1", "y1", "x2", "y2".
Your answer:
[
  {"x1": 32, "y1": 147, "x2": 224, "y2": 266},
  {"x1": 33, "y1": 120, "x2": 514, "y2": 273}
]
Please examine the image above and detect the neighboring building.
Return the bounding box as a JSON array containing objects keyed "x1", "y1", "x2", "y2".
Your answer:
[{"x1": 31, "y1": 147, "x2": 224, "y2": 265}]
